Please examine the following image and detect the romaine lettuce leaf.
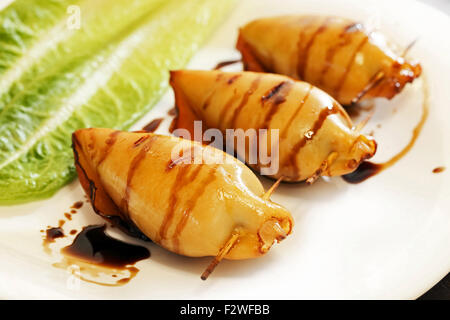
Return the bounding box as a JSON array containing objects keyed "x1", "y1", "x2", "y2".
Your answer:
[{"x1": 0, "y1": 0, "x2": 235, "y2": 204}]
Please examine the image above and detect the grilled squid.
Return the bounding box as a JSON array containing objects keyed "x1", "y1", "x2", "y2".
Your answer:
[
  {"x1": 72, "y1": 128, "x2": 293, "y2": 279},
  {"x1": 170, "y1": 70, "x2": 377, "y2": 182},
  {"x1": 236, "y1": 15, "x2": 422, "y2": 105}
]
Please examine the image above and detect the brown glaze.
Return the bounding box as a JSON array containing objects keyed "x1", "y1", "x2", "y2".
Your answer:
[
  {"x1": 343, "y1": 79, "x2": 429, "y2": 184},
  {"x1": 98, "y1": 130, "x2": 120, "y2": 166},
  {"x1": 334, "y1": 35, "x2": 370, "y2": 99},
  {"x1": 64, "y1": 213, "x2": 72, "y2": 221},
  {"x1": 281, "y1": 84, "x2": 313, "y2": 139},
  {"x1": 219, "y1": 90, "x2": 240, "y2": 129},
  {"x1": 133, "y1": 135, "x2": 150, "y2": 148},
  {"x1": 121, "y1": 136, "x2": 158, "y2": 215},
  {"x1": 297, "y1": 18, "x2": 331, "y2": 79},
  {"x1": 288, "y1": 104, "x2": 339, "y2": 178},
  {"x1": 202, "y1": 74, "x2": 241, "y2": 111},
  {"x1": 158, "y1": 165, "x2": 190, "y2": 242},
  {"x1": 318, "y1": 22, "x2": 359, "y2": 86},
  {"x1": 236, "y1": 34, "x2": 269, "y2": 73},
  {"x1": 142, "y1": 118, "x2": 163, "y2": 133},
  {"x1": 70, "y1": 229, "x2": 78, "y2": 235},
  {"x1": 227, "y1": 74, "x2": 242, "y2": 85},
  {"x1": 432, "y1": 167, "x2": 446, "y2": 174},
  {"x1": 229, "y1": 76, "x2": 261, "y2": 127},
  {"x1": 172, "y1": 166, "x2": 218, "y2": 253},
  {"x1": 261, "y1": 81, "x2": 294, "y2": 129},
  {"x1": 160, "y1": 145, "x2": 212, "y2": 249},
  {"x1": 213, "y1": 59, "x2": 241, "y2": 70},
  {"x1": 166, "y1": 146, "x2": 196, "y2": 171}
]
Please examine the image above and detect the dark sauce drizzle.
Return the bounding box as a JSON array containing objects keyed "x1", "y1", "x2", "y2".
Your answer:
[
  {"x1": 142, "y1": 118, "x2": 164, "y2": 133},
  {"x1": 71, "y1": 201, "x2": 84, "y2": 209},
  {"x1": 433, "y1": 166, "x2": 445, "y2": 174},
  {"x1": 343, "y1": 79, "x2": 429, "y2": 184},
  {"x1": 61, "y1": 225, "x2": 150, "y2": 269},
  {"x1": 45, "y1": 227, "x2": 64, "y2": 242},
  {"x1": 213, "y1": 59, "x2": 241, "y2": 70}
]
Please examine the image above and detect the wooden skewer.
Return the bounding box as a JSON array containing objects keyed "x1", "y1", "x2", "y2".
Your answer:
[
  {"x1": 351, "y1": 70, "x2": 385, "y2": 105},
  {"x1": 402, "y1": 38, "x2": 418, "y2": 57},
  {"x1": 262, "y1": 176, "x2": 284, "y2": 200},
  {"x1": 271, "y1": 220, "x2": 287, "y2": 241},
  {"x1": 201, "y1": 232, "x2": 240, "y2": 280},
  {"x1": 306, "y1": 152, "x2": 338, "y2": 185},
  {"x1": 354, "y1": 108, "x2": 375, "y2": 134},
  {"x1": 351, "y1": 38, "x2": 418, "y2": 106}
]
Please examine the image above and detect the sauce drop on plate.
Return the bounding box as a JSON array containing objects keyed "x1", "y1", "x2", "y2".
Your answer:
[
  {"x1": 432, "y1": 166, "x2": 445, "y2": 174},
  {"x1": 142, "y1": 118, "x2": 164, "y2": 133},
  {"x1": 54, "y1": 225, "x2": 150, "y2": 286},
  {"x1": 343, "y1": 78, "x2": 429, "y2": 184},
  {"x1": 61, "y1": 225, "x2": 150, "y2": 268},
  {"x1": 213, "y1": 59, "x2": 241, "y2": 70}
]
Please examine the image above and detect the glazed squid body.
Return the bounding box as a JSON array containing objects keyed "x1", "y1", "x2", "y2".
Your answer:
[
  {"x1": 237, "y1": 15, "x2": 422, "y2": 105},
  {"x1": 170, "y1": 70, "x2": 377, "y2": 182},
  {"x1": 72, "y1": 128, "x2": 293, "y2": 259}
]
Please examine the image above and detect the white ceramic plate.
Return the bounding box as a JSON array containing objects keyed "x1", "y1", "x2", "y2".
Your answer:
[{"x1": 0, "y1": 0, "x2": 449, "y2": 299}]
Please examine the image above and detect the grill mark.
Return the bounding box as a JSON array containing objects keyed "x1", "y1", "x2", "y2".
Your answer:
[
  {"x1": 227, "y1": 74, "x2": 242, "y2": 85},
  {"x1": 297, "y1": 18, "x2": 331, "y2": 80},
  {"x1": 202, "y1": 89, "x2": 216, "y2": 110},
  {"x1": 260, "y1": 81, "x2": 294, "y2": 129},
  {"x1": 261, "y1": 81, "x2": 286, "y2": 102},
  {"x1": 216, "y1": 72, "x2": 224, "y2": 81},
  {"x1": 202, "y1": 74, "x2": 241, "y2": 111},
  {"x1": 214, "y1": 59, "x2": 241, "y2": 70},
  {"x1": 218, "y1": 89, "x2": 239, "y2": 131},
  {"x1": 158, "y1": 164, "x2": 192, "y2": 242},
  {"x1": 229, "y1": 76, "x2": 261, "y2": 128},
  {"x1": 317, "y1": 23, "x2": 360, "y2": 86},
  {"x1": 133, "y1": 135, "x2": 150, "y2": 148},
  {"x1": 296, "y1": 29, "x2": 306, "y2": 78},
  {"x1": 172, "y1": 165, "x2": 217, "y2": 253},
  {"x1": 121, "y1": 136, "x2": 158, "y2": 215},
  {"x1": 333, "y1": 34, "x2": 370, "y2": 100},
  {"x1": 98, "y1": 130, "x2": 121, "y2": 165},
  {"x1": 280, "y1": 84, "x2": 313, "y2": 140},
  {"x1": 287, "y1": 103, "x2": 339, "y2": 179},
  {"x1": 166, "y1": 145, "x2": 197, "y2": 171}
]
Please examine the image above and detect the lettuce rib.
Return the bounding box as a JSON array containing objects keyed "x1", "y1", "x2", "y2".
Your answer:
[
  {"x1": 0, "y1": 0, "x2": 235, "y2": 204},
  {"x1": 0, "y1": 0, "x2": 167, "y2": 114}
]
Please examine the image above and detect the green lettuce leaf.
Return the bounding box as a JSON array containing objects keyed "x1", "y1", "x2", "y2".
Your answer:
[{"x1": 0, "y1": 0, "x2": 235, "y2": 204}]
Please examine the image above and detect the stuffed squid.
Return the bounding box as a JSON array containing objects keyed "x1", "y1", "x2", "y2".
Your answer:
[
  {"x1": 72, "y1": 128, "x2": 293, "y2": 279},
  {"x1": 170, "y1": 70, "x2": 377, "y2": 183},
  {"x1": 236, "y1": 15, "x2": 422, "y2": 105}
]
